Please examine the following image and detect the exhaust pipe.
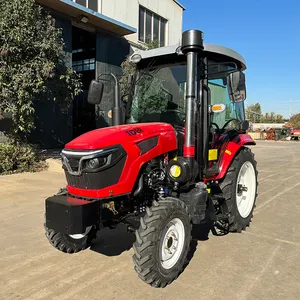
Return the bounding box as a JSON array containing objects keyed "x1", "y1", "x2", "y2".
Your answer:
[{"x1": 181, "y1": 30, "x2": 204, "y2": 159}]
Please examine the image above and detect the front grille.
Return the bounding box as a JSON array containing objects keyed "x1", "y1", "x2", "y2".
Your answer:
[
  {"x1": 62, "y1": 145, "x2": 127, "y2": 190},
  {"x1": 65, "y1": 155, "x2": 126, "y2": 189},
  {"x1": 68, "y1": 158, "x2": 79, "y2": 171}
]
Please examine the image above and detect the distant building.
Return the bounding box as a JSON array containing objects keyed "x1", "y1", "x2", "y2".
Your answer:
[
  {"x1": 29, "y1": 0, "x2": 185, "y2": 148},
  {"x1": 251, "y1": 123, "x2": 286, "y2": 130}
]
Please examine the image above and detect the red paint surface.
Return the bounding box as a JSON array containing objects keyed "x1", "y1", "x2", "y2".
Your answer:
[
  {"x1": 66, "y1": 123, "x2": 174, "y2": 150},
  {"x1": 183, "y1": 146, "x2": 195, "y2": 157},
  {"x1": 291, "y1": 129, "x2": 300, "y2": 134},
  {"x1": 66, "y1": 123, "x2": 177, "y2": 198},
  {"x1": 208, "y1": 134, "x2": 256, "y2": 181}
]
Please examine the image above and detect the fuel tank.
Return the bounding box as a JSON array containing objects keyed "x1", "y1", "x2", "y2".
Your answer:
[{"x1": 63, "y1": 123, "x2": 177, "y2": 199}]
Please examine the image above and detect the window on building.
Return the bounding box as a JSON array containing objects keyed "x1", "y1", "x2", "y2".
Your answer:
[
  {"x1": 72, "y1": 58, "x2": 95, "y2": 72},
  {"x1": 74, "y1": 0, "x2": 98, "y2": 12},
  {"x1": 138, "y1": 6, "x2": 167, "y2": 47},
  {"x1": 75, "y1": 0, "x2": 86, "y2": 7},
  {"x1": 88, "y1": 0, "x2": 97, "y2": 11}
]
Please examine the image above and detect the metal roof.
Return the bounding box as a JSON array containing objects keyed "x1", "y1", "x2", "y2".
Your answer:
[
  {"x1": 173, "y1": 0, "x2": 186, "y2": 10},
  {"x1": 131, "y1": 43, "x2": 247, "y2": 70},
  {"x1": 38, "y1": 0, "x2": 136, "y2": 36}
]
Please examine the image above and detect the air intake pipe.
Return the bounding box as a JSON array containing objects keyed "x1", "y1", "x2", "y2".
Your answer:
[{"x1": 181, "y1": 30, "x2": 204, "y2": 160}]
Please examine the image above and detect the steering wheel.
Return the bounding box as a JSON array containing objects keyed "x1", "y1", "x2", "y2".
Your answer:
[
  {"x1": 211, "y1": 122, "x2": 220, "y2": 131},
  {"x1": 221, "y1": 119, "x2": 240, "y2": 131},
  {"x1": 164, "y1": 109, "x2": 185, "y2": 122}
]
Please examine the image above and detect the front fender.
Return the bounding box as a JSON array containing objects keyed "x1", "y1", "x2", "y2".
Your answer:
[{"x1": 214, "y1": 134, "x2": 255, "y2": 180}]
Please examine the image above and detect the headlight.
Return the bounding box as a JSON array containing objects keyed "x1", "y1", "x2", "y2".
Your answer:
[
  {"x1": 87, "y1": 157, "x2": 107, "y2": 170},
  {"x1": 87, "y1": 158, "x2": 100, "y2": 169},
  {"x1": 84, "y1": 150, "x2": 115, "y2": 172}
]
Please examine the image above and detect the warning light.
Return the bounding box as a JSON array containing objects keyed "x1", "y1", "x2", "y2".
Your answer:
[{"x1": 211, "y1": 104, "x2": 226, "y2": 113}]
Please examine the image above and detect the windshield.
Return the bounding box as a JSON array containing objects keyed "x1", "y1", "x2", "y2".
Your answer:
[
  {"x1": 128, "y1": 64, "x2": 186, "y2": 126},
  {"x1": 128, "y1": 61, "x2": 245, "y2": 128},
  {"x1": 209, "y1": 78, "x2": 245, "y2": 128}
]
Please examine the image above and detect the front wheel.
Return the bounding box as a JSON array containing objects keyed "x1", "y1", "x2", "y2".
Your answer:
[
  {"x1": 220, "y1": 147, "x2": 258, "y2": 232},
  {"x1": 44, "y1": 225, "x2": 97, "y2": 254},
  {"x1": 133, "y1": 197, "x2": 192, "y2": 288}
]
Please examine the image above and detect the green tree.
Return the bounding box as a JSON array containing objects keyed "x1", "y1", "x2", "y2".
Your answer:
[
  {"x1": 147, "y1": 40, "x2": 160, "y2": 49},
  {"x1": 0, "y1": 0, "x2": 82, "y2": 140},
  {"x1": 289, "y1": 113, "x2": 300, "y2": 128},
  {"x1": 275, "y1": 114, "x2": 284, "y2": 123},
  {"x1": 246, "y1": 103, "x2": 262, "y2": 122},
  {"x1": 120, "y1": 40, "x2": 160, "y2": 99},
  {"x1": 131, "y1": 74, "x2": 168, "y2": 121},
  {"x1": 261, "y1": 112, "x2": 270, "y2": 123},
  {"x1": 120, "y1": 56, "x2": 136, "y2": 100},
  {"x1": 260, "y1": 112, "x2": 284, "y2": 123}
]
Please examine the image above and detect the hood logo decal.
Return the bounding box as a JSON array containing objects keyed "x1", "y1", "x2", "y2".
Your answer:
[{"x1": 126, "y1": 128, "x2": 143, "y2": 136}]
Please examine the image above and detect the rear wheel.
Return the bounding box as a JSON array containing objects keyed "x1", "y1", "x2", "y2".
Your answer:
[
  {"x1": 133, "y1": 198, "x2": 192, "y2": 288},
  {"x1": 220, "y1": 147, "x2": 258, "y2": 232},
  {"x1": 44, "y1": 225, "x2": 97, "y2": 254}
]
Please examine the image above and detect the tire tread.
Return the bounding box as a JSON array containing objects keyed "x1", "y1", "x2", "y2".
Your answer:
[
  {"x1": 219, "y1": 147, "x2": 258, "y2": 232},
  {"x1": 133, "y1": 197, "x2": 192, "y2": 288},
  {"x1": 44, "y1": 224, "x2": 97, "y2": 254}
]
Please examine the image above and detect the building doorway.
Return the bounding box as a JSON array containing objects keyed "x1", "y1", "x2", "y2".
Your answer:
[{"x1": 72, "y1": 26, "x2": 96, "y2": 138}]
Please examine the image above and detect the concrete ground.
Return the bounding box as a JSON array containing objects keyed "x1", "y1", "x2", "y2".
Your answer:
[{"x1": 1, "y1": 141, "x2": 300, "y2": 300}]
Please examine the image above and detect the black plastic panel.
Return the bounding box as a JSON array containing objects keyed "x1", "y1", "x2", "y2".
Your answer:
[
  {"x1": 137, "y1": 136, "x2": 159, "y2": 155},
  {"x1": 45, "y1": 195, "x2": 100, "y2": 234}
]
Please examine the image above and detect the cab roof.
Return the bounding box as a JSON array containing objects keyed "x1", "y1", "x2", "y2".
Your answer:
[{"x1": 130, "y1": 43, "x2": 247, "y2": 71}]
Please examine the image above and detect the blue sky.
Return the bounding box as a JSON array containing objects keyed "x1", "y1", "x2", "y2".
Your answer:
[{"x1": 180, "y1": 0, "x2": 300, "y2": 118}]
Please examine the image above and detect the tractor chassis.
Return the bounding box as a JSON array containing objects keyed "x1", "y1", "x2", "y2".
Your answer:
[{"x1": 45, "y1": 184, "x2": 230, "y2": 236}]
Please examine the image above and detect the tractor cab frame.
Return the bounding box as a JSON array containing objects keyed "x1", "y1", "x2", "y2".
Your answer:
[{"x1": 124, "y1": 37, "x2": 250, "y2": 181}]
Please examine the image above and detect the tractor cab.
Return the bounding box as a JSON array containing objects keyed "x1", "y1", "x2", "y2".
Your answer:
[
  {"x1": 90, "y1": 38, "x2": 250, "y2": 178},
  {"x1": 126, "y1": 43, "x2": 247, "y2": 133}
]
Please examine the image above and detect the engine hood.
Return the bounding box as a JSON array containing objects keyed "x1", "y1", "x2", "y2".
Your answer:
[{"x1": 65, "y1": 123, "x2": 175, "y2": 150}]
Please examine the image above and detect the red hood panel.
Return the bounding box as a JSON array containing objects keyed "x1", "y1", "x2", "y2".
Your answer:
[{"x1": 65, "y1": 123, "x2": 175, "y2": 150}]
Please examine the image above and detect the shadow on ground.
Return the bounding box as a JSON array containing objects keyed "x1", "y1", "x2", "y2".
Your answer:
[
  {"x1": 90, "y1": 218, "x2": 220, "y2": 259},
  {"x1": 90, "y1": 224, "x2": 136, "y2": 256}
]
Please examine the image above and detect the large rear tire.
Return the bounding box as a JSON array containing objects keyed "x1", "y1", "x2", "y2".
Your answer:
[
  {"x1": 44, "y1": 225, "x2": 97, "y2": 254},
  {"x1": 220, "y1": 147, "x2": 258, "y2": 232},
  {"x1": 133, "y1": 198, "x2": 192, "y2": 288}
]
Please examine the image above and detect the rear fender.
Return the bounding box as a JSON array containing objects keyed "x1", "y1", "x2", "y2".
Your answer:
[{"x1": 214, "y1": 134, "x2": 255, "y2": 181}]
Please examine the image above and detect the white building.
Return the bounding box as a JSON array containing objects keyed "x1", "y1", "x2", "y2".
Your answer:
[
  {"x1": 38, "y1": 0, "x2": 185, "y2": 49},
  {"x1": 99, "y1": 0, "x2": 185, "y2": 48},
  {"x1": 32, "y1": 0, "x2": 185, "y2": 147}
]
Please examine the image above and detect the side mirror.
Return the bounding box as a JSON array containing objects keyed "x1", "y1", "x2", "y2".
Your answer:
[
  {"x1": 240, "y1": 120, "x2": 249, "y2": 131},
  {"x1": 227, "y1": 71, "x2": 246, "y2": 103},
  {"x1": 87, "y1": 80, "x2": 104, "y2": 105}
]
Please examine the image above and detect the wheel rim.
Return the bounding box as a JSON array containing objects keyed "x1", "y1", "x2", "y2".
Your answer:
[
  {"x1": 160, "y1": 218, "x2": 185, "y2": 270},
  {"x1": 69, "y1": 226, "x2": 92, "y2": 240},
  {"x1": 236, "y1": 161, "x2": 256, "y2": 218}
]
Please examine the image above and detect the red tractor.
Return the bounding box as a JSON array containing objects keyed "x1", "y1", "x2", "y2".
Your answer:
[{"x1": 45, "y1": 30, "x2": 258, "y2": 287}]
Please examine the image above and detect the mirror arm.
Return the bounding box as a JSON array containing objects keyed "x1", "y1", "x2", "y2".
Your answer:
[
  {"x1": 110, "y1": 73, "x2": 123, "y2": 126},
  {"x1": 110, "y1": 73, "x2": 120, "y2": 109}
]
